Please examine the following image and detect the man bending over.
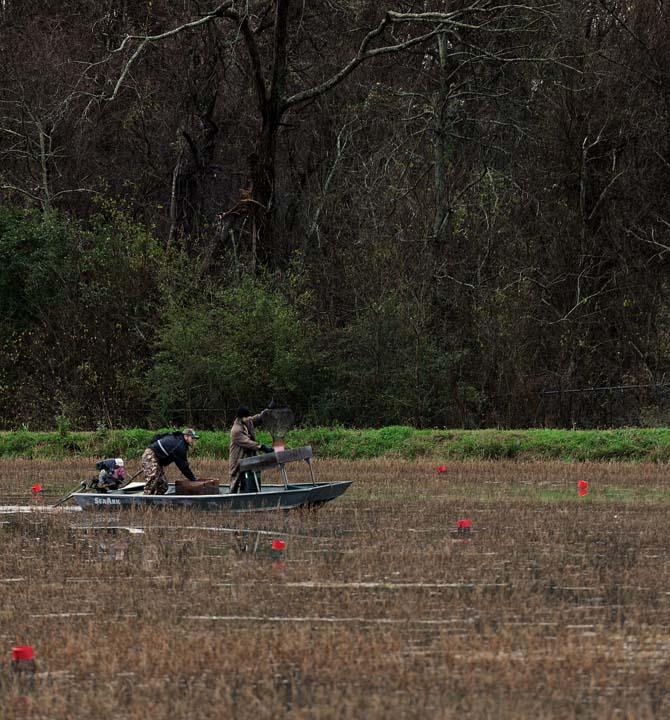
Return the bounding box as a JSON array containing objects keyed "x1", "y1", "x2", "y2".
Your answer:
[{"x1": 143, "y1": 428, "x2": 200, "y2": 495}]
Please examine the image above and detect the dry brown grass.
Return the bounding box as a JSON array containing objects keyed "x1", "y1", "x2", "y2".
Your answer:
[{"x1": 1, "y1": 457, "x2": 670, "y2": 718}]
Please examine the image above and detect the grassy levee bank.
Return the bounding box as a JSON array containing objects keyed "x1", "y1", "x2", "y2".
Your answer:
[{"x1": 3, "y1": 426, "x2": 670, "y2": 461}]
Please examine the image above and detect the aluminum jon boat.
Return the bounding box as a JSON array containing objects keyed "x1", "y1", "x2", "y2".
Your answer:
[{"x1": 71, "y1": 446, "x2": 351, "y2": 512}]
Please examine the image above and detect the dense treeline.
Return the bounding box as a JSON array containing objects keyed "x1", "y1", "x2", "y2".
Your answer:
[{"x1": 2, "y1": 1, "x2": 670, "y2": 430}]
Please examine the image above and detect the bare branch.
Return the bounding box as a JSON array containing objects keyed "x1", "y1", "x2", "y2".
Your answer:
[
  {"x1": 434, "y1": 271, "x2": 477, "y2": 289},
  {"x1": 631, "y1": 219, "x2": 670, "y2": 259},
  {"x1": 547, "y1": 275, "x2": 616, "y2": 325},
  {"x1": 84, "y1": 1, "x2": 233, "y2": 115},
  {"x1": 387, "y1": 3, "x2": 559, "y2": 32},
  {"x1": 223, "y1": 8, "x2": 268, "y2": 113},
  {"x1": 284, "y1": 19, "x2": 444, "y2": 110},
  {"x1": 0, "y1": 183, "x2": 43, "y2": 202},
  {"x1": 281, "y1": 3, "x2": 563, "y2": 112},
  {"x1": 51, "y1": 188, "x2": 100, "y2": 199},
  {"x1": 587, "y1": 169, "x2": 626, "y2": 221},
  {"x1": 308, "y1": 118, "x2": 359, "y2": 245}
]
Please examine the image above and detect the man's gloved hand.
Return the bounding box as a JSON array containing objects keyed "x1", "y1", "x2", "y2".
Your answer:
[{"x1": 259, "y1": 444, "x2": 273, "y2": 453}]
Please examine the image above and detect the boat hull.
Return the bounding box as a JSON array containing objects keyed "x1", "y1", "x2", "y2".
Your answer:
[{"x1": 71, "y1": 481, "x2": 351, "y2": 512}]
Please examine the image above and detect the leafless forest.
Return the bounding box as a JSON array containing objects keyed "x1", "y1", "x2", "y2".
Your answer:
[{"x1": 2, "y1": 2, "x2": 670, "y2": 429}]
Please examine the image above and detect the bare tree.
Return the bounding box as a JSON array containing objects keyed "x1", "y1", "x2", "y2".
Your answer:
[
  {"x1": 0, "y1": 16, "x2": 97, "y2": 211},
  {"x1": 87, "y1": 1, "x2": 553, "y2": 263}
]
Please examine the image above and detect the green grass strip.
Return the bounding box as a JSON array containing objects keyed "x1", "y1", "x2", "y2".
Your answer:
[{"x1": 3, "y1": 426, "x2": 670, "y2": 462}]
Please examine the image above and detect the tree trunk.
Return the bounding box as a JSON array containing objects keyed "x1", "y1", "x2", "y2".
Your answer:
[
  {"x1": 249, "y1": 0, "x2": 290, "y2": 265},
  {"x1": 169, "y1": 36, "x2": 221, "y2": 250},
  {"x1": 433, "y1": 32, "x2": 451, "y2": 246}
]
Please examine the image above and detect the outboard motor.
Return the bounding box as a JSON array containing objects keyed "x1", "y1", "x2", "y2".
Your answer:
[{"x1": 92, "y1": 458, "x2": 125, "y2": 492}]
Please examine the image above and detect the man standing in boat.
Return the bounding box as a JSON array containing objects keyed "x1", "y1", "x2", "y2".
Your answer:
[
  {"x1": 229, "y1": 406, "x2": 273, "y2": 493},
  {"x1": 142, "y1": 428, "x2": 200, "y2": 494}
]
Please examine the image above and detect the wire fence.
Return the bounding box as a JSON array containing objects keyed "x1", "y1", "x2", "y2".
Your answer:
[{"x1": 478, "y1": 383, "x2": 670, "y2": 429}]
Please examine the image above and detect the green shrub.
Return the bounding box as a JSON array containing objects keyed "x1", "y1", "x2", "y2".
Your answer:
[{"x1": 148, "y1": 273, "x2": 320, "y2": 425}]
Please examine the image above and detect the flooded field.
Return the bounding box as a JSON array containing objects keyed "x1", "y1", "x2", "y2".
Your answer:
[{"x1": 1, "y1": 457, "x2": 670, "y2": 718}]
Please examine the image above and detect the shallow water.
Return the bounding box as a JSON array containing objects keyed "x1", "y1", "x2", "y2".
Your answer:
[{"x1": 0, "y1": 505, "x2": 81, "y2": 514}]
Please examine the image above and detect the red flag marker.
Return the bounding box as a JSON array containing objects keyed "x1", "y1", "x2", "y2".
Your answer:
[
  {"x1": 436, "y1": 465, "x2": 447, "y2": 473},
  {"x1": 11, "y1": 645, "x2": 36, "y2": 694},
  {"x1": 450, "y1": 518, "x2": 473, "y2": 539},
  {"x1": 12, "y1": 647, "x2": 34, "y2": 662},
  {"x1": 577, "y1": 480, "x2": 589, "y2": 497}
]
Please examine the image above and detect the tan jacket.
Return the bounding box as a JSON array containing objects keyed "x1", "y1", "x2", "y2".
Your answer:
[{"x1": 229, "y1": 411, "x2": 268, "y2": 489}]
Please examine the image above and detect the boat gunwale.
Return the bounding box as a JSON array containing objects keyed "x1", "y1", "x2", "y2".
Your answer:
[{"x1": 72, "y1": 480, "x2": 351, "y2": 501}]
